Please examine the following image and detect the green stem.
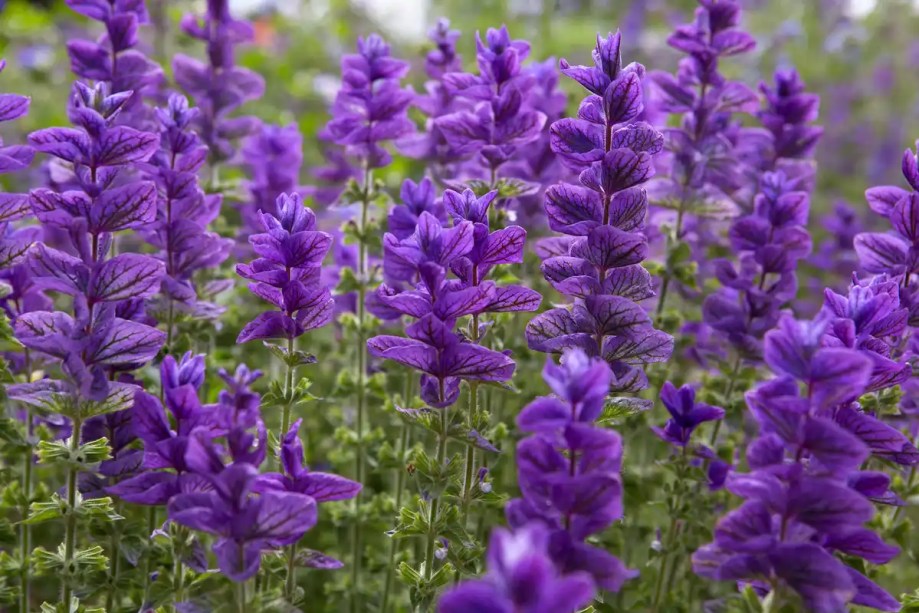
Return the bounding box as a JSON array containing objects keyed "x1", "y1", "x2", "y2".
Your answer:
[
  {"x1": 655, "y1": 192, "x2": 690, "y2": 322},
  {"x1": 284, "y1": 541, "x2": 298, "y2": 600},
  {"x1": 651, "y1": 446, "x2": 689, "y2": 613},
  {"x1": 106, "y1": 501, "x2": 123, "y2": 611},
  {"x1": 236, "y1": 579, "x2": 246, "y2": 613},
  {"x1": 173, "y1": 557, "x2": 185, "y2": 608},
  {"x1": 708, "y1": 354, "x2": 742, "y2": 446},
  {"x1": 279, "y1": 335, "x2": 296, "y2": 471},
  {"x1": 381, "y1": 422, "x2": 411, "y2": 610},
  {"x1": 19, "y1": 405, "x2": 32, "y2": 613},
  {"x1": 142, "y1": 506, "x2": 157, "y2": 605},
  {"x1": 61, "y1": 418, "x2": 82, "y2": 605},
  {"x1": 892, "y1": 464, "x2": 917, "y2": 524},
  {"x1": 350, "y1": 163, "x2": 372, "y2": 612},
  {"x1": 425, "y1": 408, "x2": 449, "y2": 581}
]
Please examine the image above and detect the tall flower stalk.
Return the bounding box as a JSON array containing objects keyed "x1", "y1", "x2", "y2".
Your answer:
[
  {"x1": 694, "y1": 315, "x2": 902, "y2": 612},
  {"x1": 526, "y1": 31, "x2": 673, "y2": 391},
  {"x1": 13, "y1": 82, "x2": 165, "y2": 609},
  {"x1": 324, "y1": 32, "x2": 414, "y2": 607},
  {"x1": 0, "y1": 56, "x2": 36, "y2": 613},
  {"x1": 647, "y1": 0, "x2": 758, "y2": 320}
]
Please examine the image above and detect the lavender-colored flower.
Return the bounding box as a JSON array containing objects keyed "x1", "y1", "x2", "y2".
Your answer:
[
  {"x1": 65, "y1": 0, "x2": 163, "y2": 121},
  {"x1": 397, "y1": 19, "x2": 467, "y2": 172},
  {"x1": 169, "y1": 460, "x2": 316, "y2": 582},
  {"x1": 108, "y1": 353, "x2": 211, "y2": 505},
  {"x1": 0, "y1": 58, "x2": 40, "y2": 322},
  {"x1": 14, "y1": 82, "x2": 165, "y2": 405},
  {"x1": 174, "y1": 0, "x2": 265, "y2": 165},
  {"x1": 856, "y1": 141, "x2": 919, "y2": 324},
  {"x1": 325, "y1": 33, "x2": 414, "y2": 170},
  {"x1": 235, "y1": 193, "x2": 334, "y2": 343},
  {"x1": 507, "y1": 349, "x2": 637, "y2": 592},
  {"x1": 142, "y1": 93, "x2": 232, "y2": 322},
  {"x1": 526, "y1": 31, "x2": 673, "y2": 393},
  {"x1": 368, "y1": 311, "x2": 514, "y2": 408},
  {"x1": 436, "y1": 25, "x2": 547, "y2": 179},
  {"x1": 694, "y1": 315, "x2": 902, "y2": 611},
  {"x1": 703, "y1": 70, "x2": 822, "y2": 360},
  {"x1": 438, "y1": 523, "x2": 595, "y2": 613},
  {"x1": 653, "y1": 381, "x2": 724, "y2": 447}
]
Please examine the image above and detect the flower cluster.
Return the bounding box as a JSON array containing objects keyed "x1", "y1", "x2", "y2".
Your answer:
[
  {"x1": 325, "y1": 33, "x2": 414, "y2": 170},
  {"x1": 0, "y1": 58, "x2": 36, "y2": 292},
  {"x1": 703, "y1": 71, "x2": 822, "y2": 359},
  {"x1": 143, "y1": 93, "x2": 232, "y2": 325},
  {"x1": 507, "y1": 349, "x2": 635, "y2": 592},
  {"x1": 693, "y1": 315, "x2": 902, "y2": 611},
  {"x1": 236, "y1": 192, "x2": 334, "y2": 345},
  {"x1": 526, "y1": 31, "x2": 673, "y2": 392},
  {"x1": 65, "y1": 0, "x2": 162, "y2": 121},
  {"x1": 241, "y1": 123, "x2": 304, "y2": 237},
  {"x1": 857, "y1": 142, "x2": 919, "y2": 321},
  {"x1": 174, "y1": 0, "x2": 265, "y2": 166},
  {"x1": 439, "y1": 523, "x2": 596, "y2": 613},
  {"x1": 436, "y1": 26, "x2": 547, "y2": 181}
]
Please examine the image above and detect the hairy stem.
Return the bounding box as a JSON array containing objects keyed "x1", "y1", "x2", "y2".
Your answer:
[
  {"x1": 350, "y1": 162, "x2": 372, "y2": 612},
  {"x1": 19, "y1": 404, "x2": 32, "y2": 613},
  {"x1": 381, "y1": 372, "x2": 414, "y2": 610},
  {"x1": 284, "y1": 541, "x2": 298, "y2": 601},
  {"x1": 425, "y1": 408, "x2": 449, "y2": 581},
  {"x1": 61, "y1": 418, "x2": 82, "y2": 605}
]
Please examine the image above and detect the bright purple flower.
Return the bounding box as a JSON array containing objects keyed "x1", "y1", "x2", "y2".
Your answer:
[
  {"x1": 254, "y1": 419, "x2": 361, "y2": 567},
  {"x1": 175, "y1": 0, "x2": 264, "y2": 164},
  {"x1": 694, "y1": 313, "x2": 902, "y2": 612},
  {"x1": 236, "y1": 193, "x2": 334, "y2": 343},
  {"x1": 653, "y1": 381, "x2": 724, "y2": 447},
  {"x1": 507, "y1": 349, "x2": 637, "y2": 592},
  {"x1": 435, "y1": 25, "x2": 546, "y2": 177},
  {"x1": 0, "y1": 58, "x2": 41, "y2": 332},
  {"x1": 65, "y1": 0, "x2": 163, "y2": 121},
  {"x1": 368, "y1": 313, "x2": 514, "y2": 408},
  {"x1": 141, "y1": 93, "x2": 232, "y2": 321},
  {"x1": 526, "y1": 31, "x2": 672, "y2": 393},
  {"x1": 438, "y1": 523, "x2": 595, "y2": 613},
  {"x1": 325, "y1": 33, "x2": 414, "y2": 169},
  {"x1": 397, "y1": 19, "x2": 468, "y2": 173},
  {"x1": 168, "y1": 461, "x2": 316, "y2": 581},
  {"x1": 108, "y1": 353, "x2": 212, "y2": 506}
]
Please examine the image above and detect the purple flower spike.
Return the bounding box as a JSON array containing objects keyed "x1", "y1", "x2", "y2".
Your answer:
[
  {"x1": 653, "y1": 381, "x2": 724, "y2": 447},
  {"x1": 236, "y1": 193, "x2": 334, "y2": 343},
  {"x1": 0, "y1": 58, "x2": 39, "y2": 322},
  {"x1": 65, "y1": 0, "x2": 163, "y2": 121},
  {"x1": 694, "y1": 313, "x2": 902, "y2": 611},
  {"x1": 142, "y1": 93, "x2": 232, "y2": 322},
  {"x1": 438, "y1": 523, "x2": 596, "y2": 613},
  {"x1": 175, "y1": 0, "x2": 264, "y2": 164},
  {"x1": 325, "y1": 33, "x2": 414, "y2": 170},
  {"x1": 241, "y1": 123, "x2": 304, "y2": 237},
  {"x1": 526, "y1": 31, "x2": 672, "y2": 392},
  {"x1": 703, "y1": 70, "x2": 822, "y2": 362},
  {"x1": 507, "y1": 349, "x2": 638, "y2": 593}
]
